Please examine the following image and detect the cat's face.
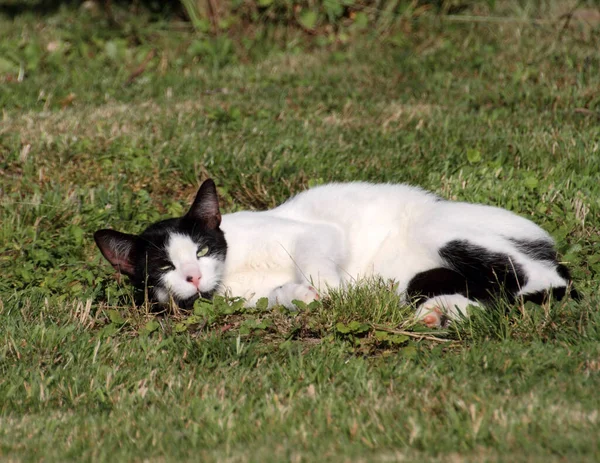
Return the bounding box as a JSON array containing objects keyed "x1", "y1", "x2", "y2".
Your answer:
[{"x1": 94, "y1": 179, "x2": 227, "y2": 309}]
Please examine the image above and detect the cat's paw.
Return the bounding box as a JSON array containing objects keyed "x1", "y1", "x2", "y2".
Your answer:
[
  {"x1": 415, "y1": 294, "x2": 479, "y2": 328},
  {"x1": 268, "y1": 283, "x2": 320, "y2": 309}
]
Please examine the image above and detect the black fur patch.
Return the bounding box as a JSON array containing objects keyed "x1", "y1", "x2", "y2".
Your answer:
[
  {"x1": 406, "y1": 268, "x2": 469, "y2": 305},
  {"x1": 556, "y1": 263, "x2": 572, "y2": 281},
  {"x1": 556, "y1": 264, "x2": 580, "y2": 300}
]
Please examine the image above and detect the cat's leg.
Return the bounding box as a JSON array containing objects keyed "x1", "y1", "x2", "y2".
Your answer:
[
  {"x1": 264, "y1": 226, "x2": 345, "y2": 309},
  {"x1": 406, "y1": 267, "x2": 481, "y2": 327},
  {"x1": 290, "y1": 226, "x2": 345, "y2": 294},
  {"x1": 224, "y1": 276, "x2": 319, "y2": 309}
]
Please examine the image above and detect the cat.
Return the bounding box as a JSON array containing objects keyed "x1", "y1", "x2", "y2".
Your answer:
[{"x1": 94, "y1": 179, "x2": 578, "y2": 327}]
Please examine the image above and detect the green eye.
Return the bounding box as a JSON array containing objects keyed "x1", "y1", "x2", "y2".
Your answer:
[
  {"x1": 160, "y1": 264, "x2": 175, "y2": 272},
  {"x1": 197, "y1": 246, "x2": 209, "y2": 258}
]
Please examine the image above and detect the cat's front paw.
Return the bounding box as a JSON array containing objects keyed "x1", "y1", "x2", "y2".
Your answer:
[{"x1": 268, "y1": 283, "x2": 320, "y2": 309}]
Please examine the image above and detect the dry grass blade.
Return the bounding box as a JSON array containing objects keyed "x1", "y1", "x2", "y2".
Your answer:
[
  {"x1": 125, "y1": 49, "x2": 156, "y2": 86},
  {"x1": 442, "y1": 15, "x2": 555, "y2": 26},
  {"x1": 372, "y1": 324, "x2": 452, "y2": 343}
]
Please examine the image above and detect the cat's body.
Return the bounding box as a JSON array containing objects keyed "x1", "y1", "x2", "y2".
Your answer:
[{"x1": 95, "y1": 180, "x2": 577, "y2": 327}]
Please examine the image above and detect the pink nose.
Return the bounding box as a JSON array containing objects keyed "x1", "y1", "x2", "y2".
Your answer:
[{"x1": 186, "y1": 275, "x2": 201, "y2": 287}]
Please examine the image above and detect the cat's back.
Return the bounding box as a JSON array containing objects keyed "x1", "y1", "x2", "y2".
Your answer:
[
  {"x1": 272, "y1": 182, "x2": 437, "y2": 226},
  {"x1": 429, "y1": 200, "x2": 553, "y2": 242}
]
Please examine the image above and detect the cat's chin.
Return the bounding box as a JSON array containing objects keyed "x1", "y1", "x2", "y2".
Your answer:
[
  {"x1": 174, "y1": 290, "x2": 216, "y2": 310},
  {"x1": 174, "y1": 295, "x2": 198, "y2": 310},
  {"x1": 143, "y1": 286, "x2": 217, "y2": 310}
]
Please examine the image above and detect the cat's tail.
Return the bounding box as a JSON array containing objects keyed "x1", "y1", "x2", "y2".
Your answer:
[
  {"x1": 519, "y1": 262, "x2": 580, "y2": 304},
  {"x1": 436, "y1": 238, "x2": 579, "y2": 305}
]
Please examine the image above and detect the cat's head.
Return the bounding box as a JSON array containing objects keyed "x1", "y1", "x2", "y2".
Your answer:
[{"x1": 94, "y1": 179, "x2": 227, "y2": 309}]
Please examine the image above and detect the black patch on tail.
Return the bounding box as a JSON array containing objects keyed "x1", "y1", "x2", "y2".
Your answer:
[
  {"x1": 509, "y1": 239, "x2": 580, "y2": 302},
  {"x1": 556, "y1": 263, "x2": 580, "y2": 299},
  {"x1": 556, "y1": 263, "x2": 572, "y2": 281},
  {"x1": 520, "y1": 287, "x2": 567, "y2": 305}
]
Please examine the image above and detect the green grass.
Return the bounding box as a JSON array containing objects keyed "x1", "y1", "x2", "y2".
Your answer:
[{"x1": 1, "y1": 2, "x2": 600, "y2": 461}]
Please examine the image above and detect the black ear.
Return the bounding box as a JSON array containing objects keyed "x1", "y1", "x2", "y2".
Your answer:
[
  {"x1": 94, "y1": 229, "x2": 138, "y2": 277},
  {"x1": 186, "y1": 178, "x2": 221, "y2": 229}
]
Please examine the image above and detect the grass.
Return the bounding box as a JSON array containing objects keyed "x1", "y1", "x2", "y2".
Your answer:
[{"x1": 1, "y1": 1, "x2": 600, "y2": 461}]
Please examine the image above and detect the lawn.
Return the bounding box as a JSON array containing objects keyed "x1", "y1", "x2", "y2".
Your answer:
[{"x1": 1, "y1": 1, "x2": 599, "y2": 461}]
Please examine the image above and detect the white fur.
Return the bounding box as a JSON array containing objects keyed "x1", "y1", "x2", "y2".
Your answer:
[
  {"x1": 159, "y1": 233, "x2": 223, "y2": 302},
  {"x1": 212, "y1": 182, "x2": 570, "y2": 321}
]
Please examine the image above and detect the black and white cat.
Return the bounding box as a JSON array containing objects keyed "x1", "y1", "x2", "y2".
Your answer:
[{"x1": 94, "y1": 179, "x2": 578, "y2": 327}]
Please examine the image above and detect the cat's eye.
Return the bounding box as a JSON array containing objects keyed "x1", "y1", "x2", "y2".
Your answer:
[
  {"x1": 160, "y1": 264, "x2": 175, "y2": 272},
  {"x1": 197, "y1": 246, "x2": 209, "y2": 258}
]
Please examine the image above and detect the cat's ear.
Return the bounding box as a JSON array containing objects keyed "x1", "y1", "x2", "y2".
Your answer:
[
  {"x1": 186, "y1": 178, "x2": 222, "y2": 229},
  {"x1": 94, "y1": 229, "x2": 138, "y2": 277}
]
